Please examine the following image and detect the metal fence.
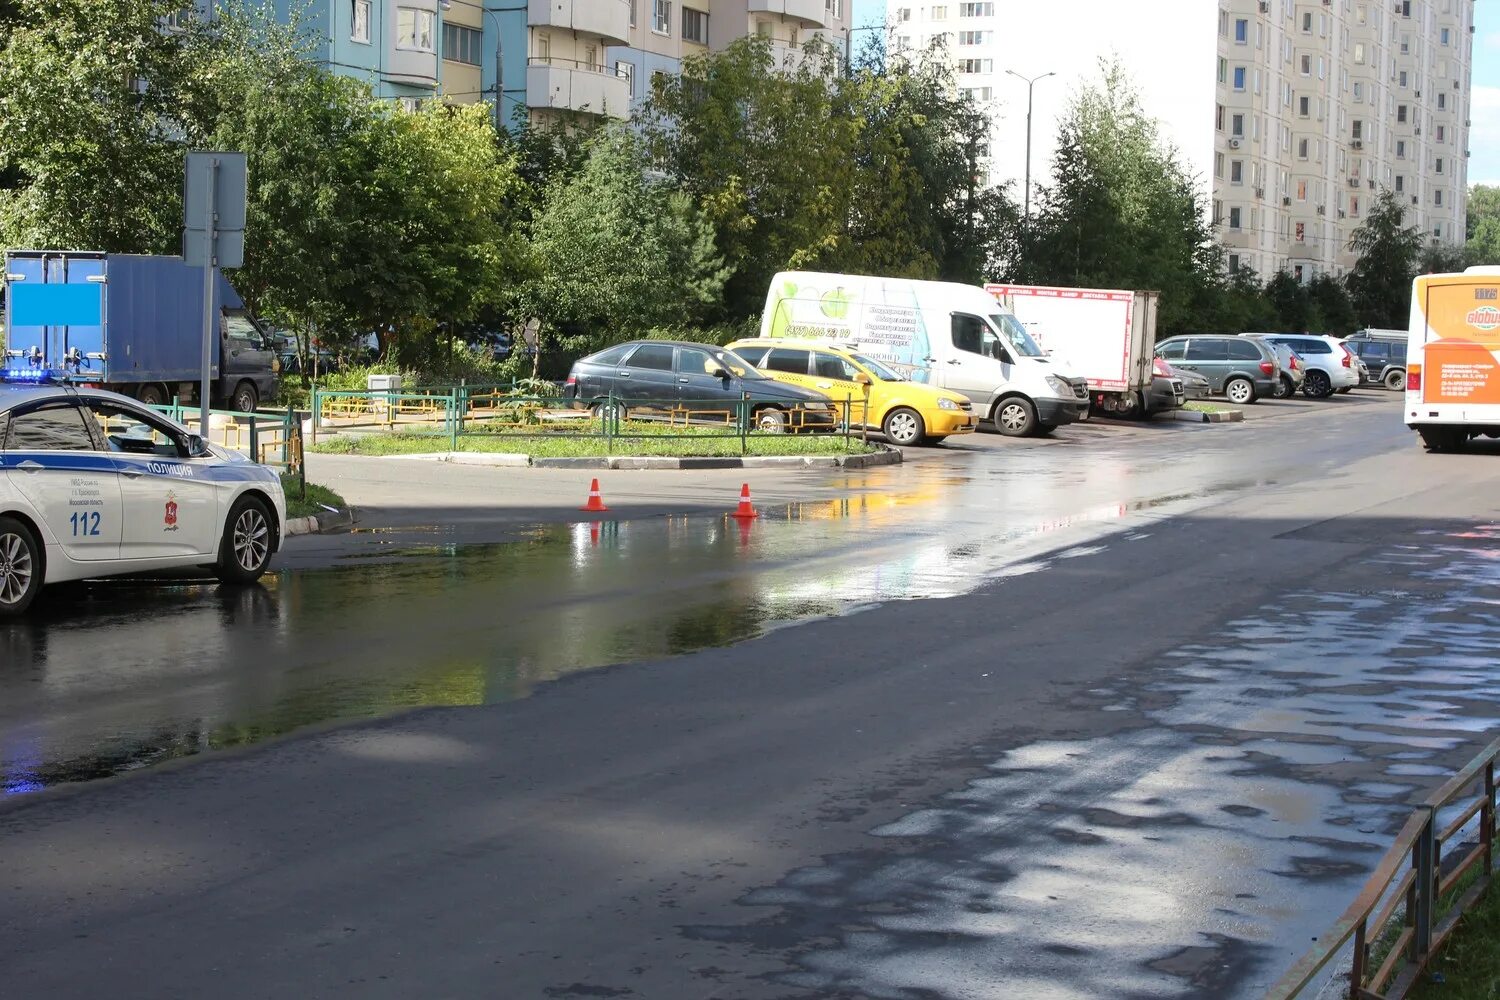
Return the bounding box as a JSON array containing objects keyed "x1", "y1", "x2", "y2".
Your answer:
[
  {"x1": 153, "y1": 399, "x2": 306, "y2": 498},
  {"x1": 309, "y1": 387, "x2": 871, "y2": 454},
  {"x1": 1268, "y1": 735, "x2": 1500, "y2": 1000}
]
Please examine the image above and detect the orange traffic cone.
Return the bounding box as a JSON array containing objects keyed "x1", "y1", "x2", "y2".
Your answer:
[
  {"x1": 589, "y1": 521, "x2": 601, "y2": 547},
  {"x1": 731, "y1": 483, "x2": 759, "y2": 520},
  {"x1": 580, "y1": 478, "x2": 609, "y2": 512}
]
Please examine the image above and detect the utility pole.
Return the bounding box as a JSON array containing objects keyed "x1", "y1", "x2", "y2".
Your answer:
[{"x1": 1005, "y1": 69, "x2": 1056, "y2": 223}]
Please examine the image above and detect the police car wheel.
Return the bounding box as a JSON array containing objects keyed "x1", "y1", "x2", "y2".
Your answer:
[
  {"x1": 216, "y1": 497, "x2": 274, "y2": 584},
  {"x1": 0, "y1": 517, "x2": 43, "y2": 617}
]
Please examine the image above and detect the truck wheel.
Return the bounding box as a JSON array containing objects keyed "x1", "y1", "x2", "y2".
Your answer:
[
  {"x1": 994, "y1": 397, "x2": 1037, "y2": 437},
  {"x1": 882, "y1": 407, "x2": 925, "y2": 446},
  {"x1": 1385, "y1": 369, "x2": 1406, "y2": 391},
  {"x1": 215, "y1": 495, "x2": 275, "y2": 584},
  {"x1": 0, "y1": 517, "x2": 43, "y2": 617},
  {"x1": 232, "y1": 381, "x2": 259, "y2": 414},
  {"x1": 1224, "y1": 377, "x2": 1256, "y2": 405},
  {"x1": 136, "y1": 384, "x2": 168, "y2": 407}
]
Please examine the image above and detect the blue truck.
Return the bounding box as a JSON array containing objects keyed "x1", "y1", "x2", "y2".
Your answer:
[{"x1": 1, "y1": 251, "x2": 278, "y2": 411}]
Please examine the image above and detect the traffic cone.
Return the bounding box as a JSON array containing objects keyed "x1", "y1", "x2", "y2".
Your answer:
[
  {"x1": 731, "y1": 483, "x2": 759, "y2": 520},
  {"x1": 589, "y1": 521, "x2": 601, "y2": 547},
  {"x1": 580, "y1": 478, "x2": 609, "y2": 512}
]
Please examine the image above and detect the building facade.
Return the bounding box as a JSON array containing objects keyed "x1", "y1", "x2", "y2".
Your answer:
[
  {"x1": 1215, "y1": 0, "x2": 1474, "y2": 281},
  {"x1": 887, "y1": 0, "x2": 1473, "y2": 282}
]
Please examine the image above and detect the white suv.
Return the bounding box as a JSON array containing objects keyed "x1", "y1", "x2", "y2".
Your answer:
[{"x1": 1258, "y1": 335, "x2": 1362, "y2": 399}]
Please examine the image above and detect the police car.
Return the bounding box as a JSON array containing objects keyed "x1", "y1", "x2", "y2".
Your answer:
[{"x1": 0, "y1": 374, "x2": 285, "y2": 616}]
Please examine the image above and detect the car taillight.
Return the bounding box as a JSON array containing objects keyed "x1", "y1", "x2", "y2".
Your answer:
[
  {"x1": 1340, "y1": 345, "x2": 1353, "y2": 368},
  {"x1": 1290, "y1": 356, "x2": 1299, "y2": 371},
  {"x1": 1259, "y1": 361, "x2": 1274, "y2": 375},
  {"x1": 565, "y1": 375, "x2": 577, "y2": 386},
  {"x1": 1407, "y1": 364, "x2": 1421, "y2": 391}
]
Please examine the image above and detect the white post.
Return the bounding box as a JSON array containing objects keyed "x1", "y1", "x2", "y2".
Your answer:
[{"x1": 199, "y1": 157, "x2": 217, "y2": 438}]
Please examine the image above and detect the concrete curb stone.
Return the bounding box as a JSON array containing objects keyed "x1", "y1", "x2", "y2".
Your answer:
[
  {"x1": 285, "y1": 507, "x2": 359, "y2": 537},
  {"x1": 1172, "y1": 408, "x2": 1245, "y2": 424}
]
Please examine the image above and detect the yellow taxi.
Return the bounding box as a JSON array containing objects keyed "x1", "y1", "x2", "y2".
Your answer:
[{"x1": 726, "y1": 339, "x2": 978, "y2": 446}]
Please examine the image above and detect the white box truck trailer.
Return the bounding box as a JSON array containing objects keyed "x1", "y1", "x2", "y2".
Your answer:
[
  {"x1": 984, "y1": 284, "x2": 1177, "y2": 417},
  {"x1": 1405, "y1": 266, "x2": 1500, "y2": 452},
  {"x1": 760, "y1": 272, "x2": 1089, "y2": 436}
]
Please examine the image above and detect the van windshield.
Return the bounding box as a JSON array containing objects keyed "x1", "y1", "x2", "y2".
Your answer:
[
  {"x1": 851, "y1": 353, "x2": 905, "y2": 381},
  {"x1": 990, "y1": 314, "x2": 1045, "y2": 358}
]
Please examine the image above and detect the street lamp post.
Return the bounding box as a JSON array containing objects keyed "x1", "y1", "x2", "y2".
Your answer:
[
  {"x1": 1005, "y1": 69, "x2": 1056, "y2": 222},
  {"x1": 482, "y1": 5, "x2": 523, "y2": 132},
  {"x1": 843, "y1": 24, "x2": 883, "y2": 77}
]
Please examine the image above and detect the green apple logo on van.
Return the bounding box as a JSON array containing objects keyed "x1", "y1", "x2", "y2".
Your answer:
[{"x1": 820, "y1": 288, "x2": 851, "y2": 319}]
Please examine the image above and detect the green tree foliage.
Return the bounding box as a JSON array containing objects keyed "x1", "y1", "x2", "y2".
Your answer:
[
  {"x1": 522, "y1": 128, "x2": 729, "y2": 360},
  {"x1": 1018, "y1": 60, "x2": 1221, "y2": 337},
  {"x1": 1345, "y1": 190, "x2": 1424, "y2": 329},
  {"x1": 1467, "y1": 184, "x2": 1500, "y2": 265}
]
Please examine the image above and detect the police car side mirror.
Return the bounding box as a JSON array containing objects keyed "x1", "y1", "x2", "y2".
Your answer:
[{"x1": 186, "y1": 434, "x2": 208, "y2": 457}]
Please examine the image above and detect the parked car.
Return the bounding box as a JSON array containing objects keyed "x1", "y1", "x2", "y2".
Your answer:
[
  {"x1": 1254, "y1": 334, "x2": 1361, "y2": 398},
  {"x1": 725, "y1": 338, "x2": 978, "y2": 446},
  {"x1": 1157, "y1": 358, "x2": 1210, "y2": 400},
  {"x1": 562, "y1": 340, "x2": 837, "y2": 433},
  {"x1": 1345, "y1": 332, "x2": 1408, "y2": 390},
  {"x1": 1146, "y1": 357, "x2": 1187, "y2": 414},
  {"x1": 1153, "y1": 335, "x2": 1279, "y2": 404},
  {"x1": 1242, "y1": 335, "x2": 1306, "y2": 399}
]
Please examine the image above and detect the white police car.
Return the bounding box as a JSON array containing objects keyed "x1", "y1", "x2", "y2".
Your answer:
[{"x1": 0, "y1": 377, "x2": 285, "y2": 615}]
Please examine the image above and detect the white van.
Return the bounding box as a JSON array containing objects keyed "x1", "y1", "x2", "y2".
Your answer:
[
  {"x1": 760, "y1": 272, "x2": 1089, "y2": 436},
  {"x1": 1406, "y1": 266, "x2": 1500, "y2": 452}
]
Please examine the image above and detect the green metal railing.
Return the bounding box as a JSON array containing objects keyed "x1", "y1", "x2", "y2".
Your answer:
[{"x1": 309, "y1": 386, "x2": 866, "y2": 455}]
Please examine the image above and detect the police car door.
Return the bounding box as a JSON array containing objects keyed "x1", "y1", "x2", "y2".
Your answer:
[
  {"x1": 1, "y1": 399, "x2": 123, "y2": 561},
  {"x1": 82, "y1": 400, "x2": 218, "y2": 559}
]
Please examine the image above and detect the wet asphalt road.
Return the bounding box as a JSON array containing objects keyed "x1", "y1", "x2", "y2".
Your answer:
[{"x1": 3, "y1": 391, "x2": 1500, "y2": 998}]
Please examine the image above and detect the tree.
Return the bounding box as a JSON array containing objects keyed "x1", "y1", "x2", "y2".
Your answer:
[
  {"x1": 523, "y1": 127, "x2": 728, "y2": 361},
  {"x1": 1417, "y1": 242, "x2": 1470, "y2": 275},
  {"x1": 1467, "y1": 184, "x2": 1500, "y2": 265},
  {"x1": 0, "y1": 0, "x2": 197, "y2": 251},
  {"x1": 1307, "y1": 274, "x2": 1356, "y2": 334},
  {"x1": 1345, "y1": 189, "x2": 1423, "y2": 329},
  {"x1": 1020, "y1": 60, "x2": 1222, "y2": 337}
]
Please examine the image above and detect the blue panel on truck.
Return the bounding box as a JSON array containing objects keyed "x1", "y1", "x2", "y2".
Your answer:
[
  {"x1": 104, "y1": 254, "x2": 217, "y2": 384},
  {"x1": 8, "y1": 283, "x2": 103, "y2": 327}
]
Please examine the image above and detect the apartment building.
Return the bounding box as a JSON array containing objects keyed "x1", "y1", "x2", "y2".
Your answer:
[{"x1": 1215, "y1": 0, "x2": 1474, "y2": 281}]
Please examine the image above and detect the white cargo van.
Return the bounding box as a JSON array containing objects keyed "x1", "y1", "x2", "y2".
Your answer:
[
  {"x1": 1406, "y1": 266, "x2": 1500, "y2": 452},
  {"x1": 760, "y1": 272, "x2": 1089, "y2": 436}
]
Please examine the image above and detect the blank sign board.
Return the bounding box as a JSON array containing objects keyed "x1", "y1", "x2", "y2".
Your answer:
[{"x1": 183, "y1": 150, "x2": 247, "y2": 268}]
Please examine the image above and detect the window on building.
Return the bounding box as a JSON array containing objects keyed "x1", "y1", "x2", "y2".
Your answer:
[
  {"x1": 1229, "y1": 254, "x2": 1241, "y2": 273},
  {"x1": 960, "y1": 59, "x2": 993, "y2": 74},
  {"x1": 1298, "y1": 137, "x2": 1309, "y2": 159},
  {"x1": 1436, "y1": 189, "x2": 1444, "y2": 206},
  {"x1": 1218, "y1": 58, "x2": 1227, "y2": 84},
  {"x1": 826, "y1": 0, "x2": 843, "y2": 17},
  {"x1": 1231, "y1": 160, "x2": 1244, "y2": 183},
  {"x1": 536, "y1": 31, "x2": 550, "y2": 60},
  {"x1": 1233, "y1": 66, "x2": 1246, "y2": 90},
  {"x1": 1399, "y1": 70, "x2": 1408, "y2": 88},
  {"x1": 1435, "y1": 224, "x2": 1443, "y2": 239},
  {"x1": 1301, "y1": 11, "x2": 1312, "y2": 31},
  {"x1": 1293, "y1": 264, "x2": 1306, "y2": 283},
  {"x1": 1441, "y1": 27, "x2": 1450, "y2": 45},
  {"x1": 1299, "y1": 95, "x2": 1310, "y2": 116},
  {"x1": 1295, "y1": 222, "x2": 1306, "y2": 243},
  {"x1": 958, "y1": 30, "x2": 988, "y2": 44},
  {"x1": 958, "y1": 2, "x2": 994, "y2": 14},
  {"x1": 1351, "y1": 196, "x2": 1360, "y2": 216},
  {"x1": 1396, "y1": 175, "x2": 1405, "y2": 192},
  {"x1": 653, "y1": 0, "x2": 671, "y2": 34},
  {"x1": 1353, "y1": 81, "x2": 1364, "y2": 101},
  {"x1": 1436, "y1": 125, "x2": 1446, "y2": 142},
  {"x1": 1235, "y1": 18, "x2": 1248, "y2": 42},
  {"x1": 896, "y1": 7, "x2": 911, "y2": 21},
  {"x1": 1397, "y1": 140, "x2": 1406, "y2": 158},
  {"x1": 1438, "y1": 93, "x2": 1447, "y2": 110},
  {"x1": 442, "y1": 23, "x2": 482, "y2": 65},
  {"x1": 351, "y1": 0, "x2": 370, "y2": 43},
  {"x1": 1216, "y1": 104, "x2": 1225, "y2": 131},
  {"x1": 1352, "y1": 120, "x2": 1363, "y2": 139},
  {"x1": 1232, "y1": 113, "x2": 1244, "y2": 136},
  {"x1": 628, "y1": 0, "x2": 636, "y2": 27},
  {"x1": 931, "y1": 4, "x2": 947, "y2": 17},
  {"x1": 1300, "y1": 54, "x2": 1311, "y2": 75},
  {"x1": 1436, "y1": 157, "x2": 1445, "y2": 174},
  {"x1": 682, "y1": 6, "x2": 706, "y2": 43},
  {"x1": 616, "y1": 60, "x2": 635, "y2": 97},
  {"x1": 1353, "y1": 42, "x2": 1365, "y2": 65},
  {"x1": 396, "y1": 7, "x2": 434, "y2": 51},
  {"x1": 1214, "y1": 151, "x2": 1224, "y2": 178},
  {"x1": 1297, "y1": 179, "x2": 1307, "y2": 200},
  {"x1": 1229, "y1": 207, "x2": 1242, "y2": 229}
]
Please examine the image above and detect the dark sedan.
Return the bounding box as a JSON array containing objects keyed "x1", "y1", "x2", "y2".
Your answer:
[{"x1": 563, "y1": 340, "x2": 838, "y2": 432}]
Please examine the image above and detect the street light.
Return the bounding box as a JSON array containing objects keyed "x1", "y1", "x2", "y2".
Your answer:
[
  {"x1": 482, "y1": 5, "x2": 521, "y2": 133},
  {"x1": 843, "y1": 23, "x2": 884, "y2": 77},
  {"x1": 1005, "y1": 69, "x2": 1056, "y2": 222}
]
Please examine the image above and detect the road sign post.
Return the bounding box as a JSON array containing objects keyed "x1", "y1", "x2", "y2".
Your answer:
[{"x1": 183, "y1": 151, "x2": 247, "y2": 436}]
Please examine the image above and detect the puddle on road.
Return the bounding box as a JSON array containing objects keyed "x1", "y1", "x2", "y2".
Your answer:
[
  {"x1": 0, "y1": 489, "x2": 1221, "y2": 798},
  {"x1": 684, "y1": 529, "x2": 1500, "y2": 1000}
]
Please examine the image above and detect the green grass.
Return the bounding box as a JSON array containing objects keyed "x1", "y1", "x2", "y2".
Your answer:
[
  {"x1": 310, "y1": 422, "x2": 877, "y2": 459},
  {"x1": 1407, "y1": 871, "x2": 1500, "y2": 999},
  {"x1": 280, "y1": 472, "x2": 348, "y2": 520},
  {"x1": 1185, "y1": 400, "x2": 1234, "y2": 413}
]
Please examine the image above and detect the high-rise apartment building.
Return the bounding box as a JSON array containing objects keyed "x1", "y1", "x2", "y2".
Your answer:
[
  {"x1": 1215, "y1": 0, "x2": 1474, "y2": 281},
  {"x1": 888, "y1": 1, "x2": 1473, "y2": 281}
]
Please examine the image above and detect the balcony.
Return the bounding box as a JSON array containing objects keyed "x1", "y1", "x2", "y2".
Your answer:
[
  {"x1": 527, "y1": 0, "x2": 630, "y2": 45},
  {"x1": 748, "y1": 0, "x2": 830, "y2": 28},
  {"x1": 526, "y1": 58, "x2": 630, "y2": 118}
]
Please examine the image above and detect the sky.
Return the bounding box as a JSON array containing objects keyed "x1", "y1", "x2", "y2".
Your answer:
[{"x1": 851, "y1": 0, "x2": 1500, "y2": 191}]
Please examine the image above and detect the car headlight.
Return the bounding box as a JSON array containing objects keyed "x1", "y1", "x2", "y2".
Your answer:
[
  {"x1": 937, "y1": 397, "x2": 959, "y2": 410},
  {"x1": 1045, "y1": 375, "x2": 1073, "y2": 395}
]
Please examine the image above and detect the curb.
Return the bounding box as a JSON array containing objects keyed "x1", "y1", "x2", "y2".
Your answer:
[
  {"x1": 1172, "y1": 408, "x2": 1245, "y2": 424},
  {"x1": 285, "y1": 507, "x2": 359, "y2": 537},
  {"x1": 370, "y1": 448, "x2": 902, "y2": 470}
]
